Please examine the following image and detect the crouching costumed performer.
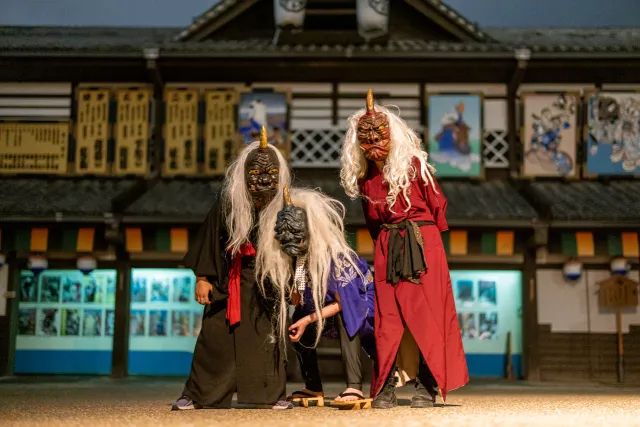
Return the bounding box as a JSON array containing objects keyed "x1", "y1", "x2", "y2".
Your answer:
[
  {"x1": 271, "y1": 187, "x2": 375, "y2": 410},
  {"x1": 340, "y1": 90, "x2": 468, "y2": 409},
  {"x1": 173, "y1": 127, "x2": 289, "y2": 410}
]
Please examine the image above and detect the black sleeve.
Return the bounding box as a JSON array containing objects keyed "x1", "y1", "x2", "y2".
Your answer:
[{"x1": 182, "y1": 193, "x2": 229, "y2": 299}]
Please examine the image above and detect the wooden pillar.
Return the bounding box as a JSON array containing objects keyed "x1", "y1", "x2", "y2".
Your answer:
[
  {"x1": 331, "y1": 82, "x2": 339, "y2": 127},
  {"x1": 507, "y1": 50, "x2": 529, "y2": 177},
  {"x1": 523, "y1": 224, "x2": 545, "y2": 381},
  {"x1": 0, "y1": 256, "x2": 21, "y2": 376},
  {"x1": 145, "y1": 48, "x2": 164, "y2": 178},
  {"x1": 111, "y1": 257, "x2": 131, "y2": 378}
]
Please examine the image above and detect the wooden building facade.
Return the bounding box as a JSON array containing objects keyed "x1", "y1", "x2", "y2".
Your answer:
[{"x1": 0, "y1": 0, "x2": 639, "y2": 382}]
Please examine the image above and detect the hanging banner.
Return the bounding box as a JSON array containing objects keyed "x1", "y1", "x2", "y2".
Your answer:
[
  {"x1": 274, "y1": 0, "x2": 306, "y2": 29},
  {"x1": 163, "y1": 88, "x2": 199, "y2": 176},
  {"x1": 204, "y1": 90, "x2": 237, "y2": 175},
  {"x1": 357, "y1": 0, "x2": 389, "y2": 40},
  {"x1": 75, "y1": 88, "x2": 110, "y2": 174},
  {"x1": 114, "y1": 87, "x2": 151, "y2": 176},
  {"x1": 0, "y1": 123, "x2": 69, "y2": 174}
]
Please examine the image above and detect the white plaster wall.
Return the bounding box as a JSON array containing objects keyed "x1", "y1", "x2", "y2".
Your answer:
[{"x1": 537, "y1": 269, "x2": 589, "y2": 332}]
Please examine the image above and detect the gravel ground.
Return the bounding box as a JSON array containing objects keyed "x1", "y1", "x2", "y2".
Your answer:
[{"x1": 1, "y1": 377, "x2": 639, "y2": 427}]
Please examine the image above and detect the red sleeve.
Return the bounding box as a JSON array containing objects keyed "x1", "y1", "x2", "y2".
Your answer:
[{"x1": 424, "y1": 176, "x2": 449, "y2": 232}]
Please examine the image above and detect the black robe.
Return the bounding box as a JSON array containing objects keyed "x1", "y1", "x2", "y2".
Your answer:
[{"x1": 181, "y1": 195, "x2": 286, "y2": 407}]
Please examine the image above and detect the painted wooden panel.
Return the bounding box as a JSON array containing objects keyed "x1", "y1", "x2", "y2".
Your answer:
[
  {"x1": 75, "y1": 88, "x2": 110, "y2": 174},
  {"x1": 204, "y1": 90, "x2": 237, "y2": 175},
  {"x1": 163, "y1": 88, "x2": 199, "y2": 176},
  {"x1": 0, "y1": 122, "x2": 69, "y2": 174},
  {"x1": 114, "y1": 88, "x2": 151, "y2": 176}
]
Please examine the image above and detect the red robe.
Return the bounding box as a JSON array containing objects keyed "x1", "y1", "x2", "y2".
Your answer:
[{"x1": 360, "y1": 159, "x2": 468, "y2": 401}]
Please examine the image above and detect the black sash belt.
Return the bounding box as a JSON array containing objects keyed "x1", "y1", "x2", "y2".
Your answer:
[{"x1": 381, "y1": 220, "x2": 434, "y2": 285}]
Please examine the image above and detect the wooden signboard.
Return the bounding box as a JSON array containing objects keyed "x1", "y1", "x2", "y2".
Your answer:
[
  {"x1": 598, "y1": 276, "x2": 639, "y2": 308},
  {"x1": 0, "y1": 122, "x2": 69, "y2": 174},
  {"x1": 114, "y1": 88, "x2": 151, "y2": 175},
  {"x1": 204, "y1": 90, "x2": 237, "y2": 175},
  {"x1": 597, "y1": 275, "x2": 639, "y2": 383},
  {"x1": 163, "y1": 88, "x2": 199, "y2": 176},
  {"x1": 75, "y1": 88, "x2": 110, "y2": 174}
]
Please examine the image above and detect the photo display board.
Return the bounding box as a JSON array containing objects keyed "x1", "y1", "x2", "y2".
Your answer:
[
  {"x1": 128, "y1": 268, "x2": 201, "y2": 375},
  {"x1": 452, "y1": 270, "x2": 523, "y2": 377},
  {"x1": 15, "y1": 269, "x2": 116, "y2": 374}
]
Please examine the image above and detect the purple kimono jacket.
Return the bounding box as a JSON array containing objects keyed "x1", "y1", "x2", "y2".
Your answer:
[{"x1": 294, "y1": 256, "x2": 375, "y2": 357}]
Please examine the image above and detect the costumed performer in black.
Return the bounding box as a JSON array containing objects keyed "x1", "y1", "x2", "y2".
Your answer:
[{"x1": 172, "y1": 127, "x2": 291, "y2": 410}]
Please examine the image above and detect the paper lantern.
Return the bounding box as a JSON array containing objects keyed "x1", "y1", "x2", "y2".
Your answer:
[
  {"x1": 27, "y1": 255, "x2": 48, "y2": 276},
  {"x1": 610, "y1": 257, "x2": 630, "y2": 276},
  {"x1": 563, "y1": 259, "x2": 583, "y2": 281},
  {"x1": 77, "y1": 255, "x2": 97, "y2": 275}
]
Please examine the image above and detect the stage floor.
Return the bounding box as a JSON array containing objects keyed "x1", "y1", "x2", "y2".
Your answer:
[{"x1": 1, "y1": 377, "x2": 639, "y2": 426}]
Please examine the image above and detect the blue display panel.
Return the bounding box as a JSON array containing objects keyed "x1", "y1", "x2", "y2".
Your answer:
[
  {"x1": 127, "y1": 268, "x2": 201, "y2": 375},
  {"x1": 452, "y1": 270, "x2": 523, "y2": 378},
  {"x1": 15, "y1": 269, "x2": 117, "y2": 374}
]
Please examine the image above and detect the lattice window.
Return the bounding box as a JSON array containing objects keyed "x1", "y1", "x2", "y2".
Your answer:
[
  {"x1": 483, "y1": 129, "x2": 509, "y2": 168},
  {"x1": 290, "y1": 128, "x2": 346, "y2": 167}
]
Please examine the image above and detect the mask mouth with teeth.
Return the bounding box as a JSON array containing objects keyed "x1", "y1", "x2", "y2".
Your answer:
[
  {"x1": 357, "y1": 89, "x2": 391, "y2": 162},
  {"x1": 245, "y1": 128, "x2": 280, "y2": 210},
  {"x1": 274, "y1": 188, "x2": 309, "y2": 258}
]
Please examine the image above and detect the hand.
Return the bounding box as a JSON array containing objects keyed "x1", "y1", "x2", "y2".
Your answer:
[
  {"x1": 288, "y1": 317, "x2": 310, "y2": 342},
  {"x1": 195, "y1": 279, "x2": 213, "y2": 305}
]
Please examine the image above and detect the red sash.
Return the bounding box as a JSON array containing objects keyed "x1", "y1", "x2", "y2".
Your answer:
[{"x1": 226, "y1": 242, "x2": 256, "y2": 326}]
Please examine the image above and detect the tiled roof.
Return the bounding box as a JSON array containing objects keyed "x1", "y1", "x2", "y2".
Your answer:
[
  {"x1": 527, "y1": 181, "x2": 640, "y2": 224},
  {"x1": 123, "y1": 179, "x2": 222, "y2": 222},
  {"x1": 1, "y1": 26, "x2": 639, "y2": 58},
  {"x1": 441, "y1": 181, "x2": 538, "y2": 225},
  {"x1": 0, "y1": 178, "x2": 139, "y2": 221},
  {"x1": 297, "y1": 175, "x2": 538, "y2": 226},
  {"x1": 486, "y1": 27, "x2": 640, "y2": 54}
]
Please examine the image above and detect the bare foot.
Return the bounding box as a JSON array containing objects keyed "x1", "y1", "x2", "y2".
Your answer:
[{"x1": 334, "y1": 387, "x2": 364, "y2": 402}]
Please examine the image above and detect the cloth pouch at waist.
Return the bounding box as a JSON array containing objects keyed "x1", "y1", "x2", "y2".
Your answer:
[{"x1": 381, "y1": 219, "x2": 434, "y2": 284}]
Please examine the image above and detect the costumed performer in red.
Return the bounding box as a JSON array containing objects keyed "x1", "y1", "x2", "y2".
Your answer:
[{"x1": 339, "y1": 90, "x2": 468, "y2": 409}]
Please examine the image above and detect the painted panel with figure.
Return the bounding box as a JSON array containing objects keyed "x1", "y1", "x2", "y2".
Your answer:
[
  {"x1": 427, "y1": 94, "x2": 482, "y2": 177},
  {"x1": 586, "y1": 92, "x2": 640, "y2": 175},
  {"x1": 238, "y1": 91, "x2": 289, "y2": 157},
  {"x1": 522, "y1": 93, "x2": 578, "y2": 177}
]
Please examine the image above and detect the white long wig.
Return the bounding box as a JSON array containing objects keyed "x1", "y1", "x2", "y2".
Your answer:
[
  {"x1": 340, "y1": 105, "x2": 437, "y2": 211},
  {"x1": 256, "y1": 187, "x2": 362, "y2": 348},
  {"x1": 221, "y1": 140, "x2": 291, "y2": 257}
]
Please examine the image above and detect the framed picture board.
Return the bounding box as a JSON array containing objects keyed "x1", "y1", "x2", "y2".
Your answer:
[
  {"x1": 237, "y1": 89, "x2": 291, "y2": 160},
  {"x1": 426, "y1": 93, "x2": 483, "y2": 177},
  {"x1": 521, "y1": 92, "x2": 578, "y2": 177},
  {"x1": 585, "y1": 91, "x2": 640, "y2": 176}
]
